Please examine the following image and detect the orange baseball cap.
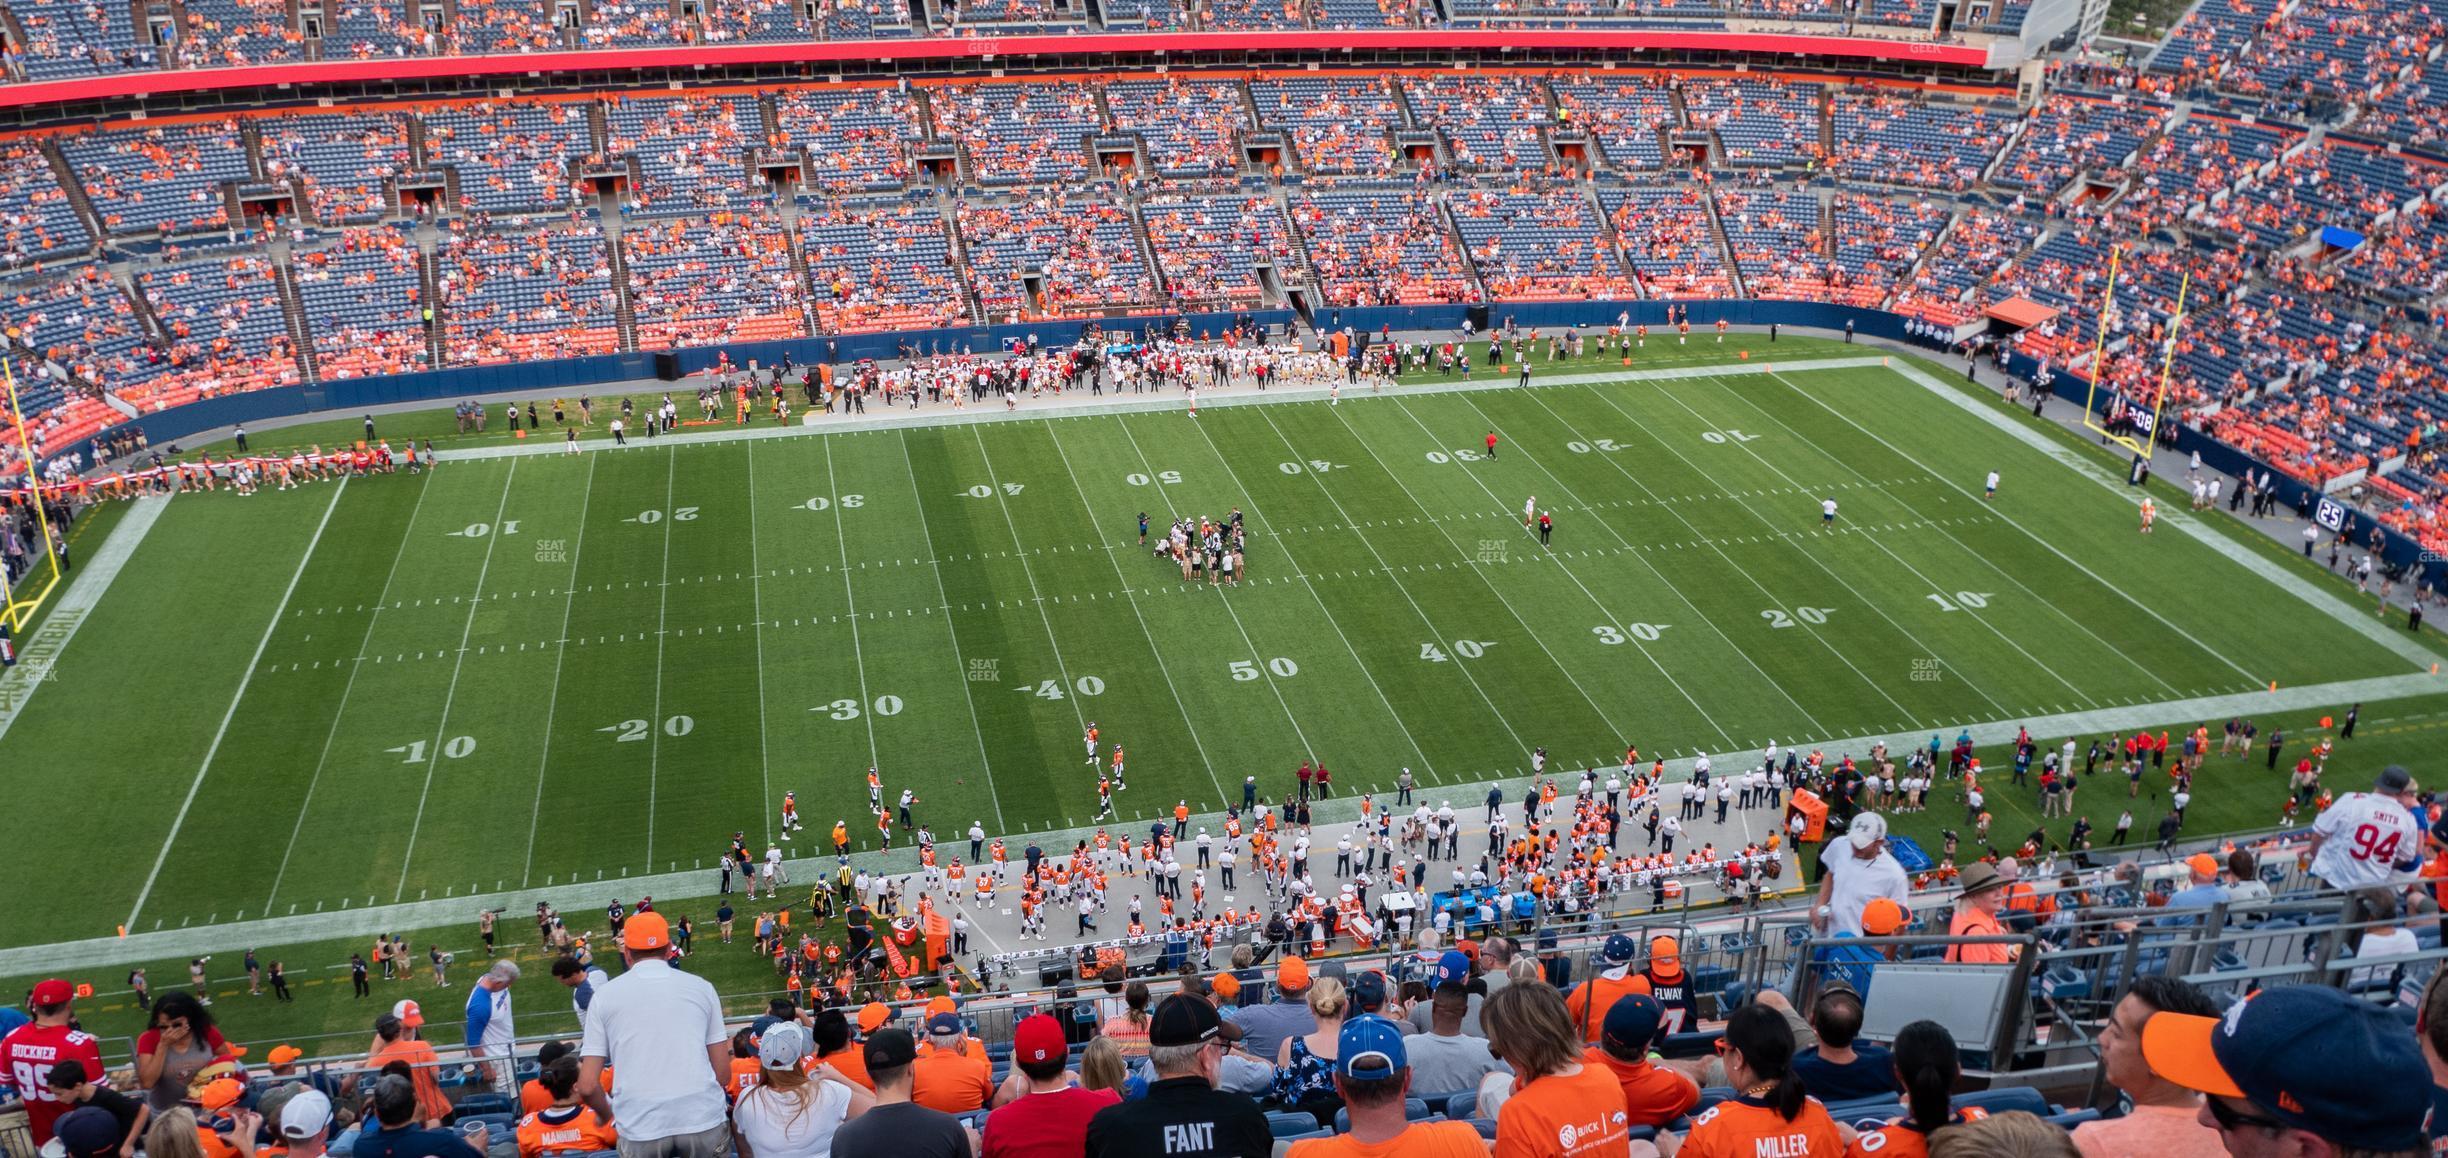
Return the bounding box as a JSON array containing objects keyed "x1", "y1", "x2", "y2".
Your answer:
[
  {"x1": 1211, "y1": 972, "x2": 1242, "y2": 1000},
  {"x1": 622, "y1": 911, "x2": 671, "y2": 951},
  {"x1": 1649, "y1": 936, "x2": 1682, "y2": 974},
  {"x1": 925, "y1": 996, "x2": 957, "y2": 1017},
  {"x1": 267, "y1": 1045, "x2": 303, "y2": 1066},
  {"x1": 1276, "y1": 956, "x2": 1310, "y2": 990},
  {"x1": 196, "y1": 1077, "x2": 246, "y2": 1112},
  {"x1": 1860, "y1": 898, "x2": 1909, "y2": 936},
  {"x1": 857, "y1": 1002, "x2": 893, "y2": 1033},
  {"x1": 2187, "y1": 853, "x2": 2221, "y2": 878},
  {"x1": 390, "y1": 999, "x2": 424, "y2": 1029}
]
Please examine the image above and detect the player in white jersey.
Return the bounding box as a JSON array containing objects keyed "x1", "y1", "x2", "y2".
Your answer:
[{"x1": 2306, "y1": 765, "x2": 2425, "y2": 888}]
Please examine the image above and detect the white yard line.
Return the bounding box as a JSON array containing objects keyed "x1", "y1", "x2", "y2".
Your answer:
[
  {"x1": 45, "y1": 666, "x2": 2432, "y2": 974},
  {"x1": 1881, "y1": 360, "x2": 2440, "y2": 672},
  {"x1": 264, "y1": 473, "x2": 445, "y2": 911},
  {"x1": 1249, "y1": 405, "x2": 1535, "y2": 759},
  {"x1": 0, "y1": 492, "x2": 173, "y2": 744},
  {"x1": 969, "y1": 425, "x2": 1096, "y2": 771},
  {"x1": 1777, "y1": 366, "x2": 2274, "y2": 683},
  {"x1": 1040, "y1": 418, "x2": 1234, "y2": 807},
  {"x1": 822, "y1": 437, "x2": 883, "y2": 770},
  {"x1": 127, "y1": 480, "x2": 346, "y2": 933},
  {"x1": 1383, "y1": 395, "x2": 1740, "y2": 751},
  {"x1": 520, "y1": 454, "x2": 598, "y2": 888},
  {"x1": 895, "y1": 430, "x2": 1006, "y2": 832},
  {"x1": 745, "y1": 443, "x2": 775, "y2": 848},
  {"x1": 1710, "y1": 372, "x2": 2181, "y2": 698},
  {"x1": 644, "y1": 451, "x2": 678, "y2": 866},
  {"x1": 1445, "y1": 391, "x2": 1827, "y2": 741},
  {"x1": 1178, "y1": 411, "x2": 1439, "y2": 779},
  {"x1": 393, "y1": 460, "x2": 520, "y2": 900},
  {"x1": 1560, "y1": 385, "x2": 1933, "y2": 722},
  {"x1": 1649, "y1": 376, "x2": 2092, "y2": 707}
]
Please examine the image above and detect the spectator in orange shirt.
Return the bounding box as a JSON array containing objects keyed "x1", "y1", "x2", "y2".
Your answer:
[
  {"x1": 366, "y1": 1003, "x2": 450, "y2": 1127},
  {"x1": 1942, "y1": 864, "x2": 2019, "y2": 965},
  {"x1": 1479, "y1": 982, "x2": 1631, "y2": 1158},
  {"x1": 514, "y1": 1058, "x2": 618, "y2": 1158},
  {"x1": 1285, "y1": 1016, "x2": 1485, "y2": 1158},
  {"x1": 909, "y1": 1013, "x2": 992, "y2": 1115},
  {"x1": 520, "y1": 1042, "x2": 576, "y2": 1114},
  {"x1": 1585, "y1": 994, "x2": 1699, "y2": 1128},
  {"x1": 1676, "y1": 1004, "x2": 1849, "y2": 1158},
  {"x1": 1564, "y1": 934, "x2": 1653, "y2": 1043}
]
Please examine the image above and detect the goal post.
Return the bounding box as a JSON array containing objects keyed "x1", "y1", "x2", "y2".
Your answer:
[{"x1": 1, "y1": 356, "x2": 64, "y2": 635}]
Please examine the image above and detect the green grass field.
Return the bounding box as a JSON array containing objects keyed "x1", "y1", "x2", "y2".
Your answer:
[{"x1": 7, "y1": 343, "x2": 2442, "y2": 951}]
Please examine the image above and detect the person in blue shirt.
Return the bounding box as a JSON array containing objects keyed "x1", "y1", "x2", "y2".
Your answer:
[
  {"x1": 1787, "y1": 985, "x2": 1899, "y2": 1104},
  {"x1": 351, "y1": 1075, "x2": 484, "y2": 1158}
]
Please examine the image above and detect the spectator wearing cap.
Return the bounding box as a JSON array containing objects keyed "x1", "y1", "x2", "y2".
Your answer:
[
  {"x1": 1641, "y1": 936, "x2": 1700, "y2": 1034},
  {"x1": 354, "y1": 1074, "x2": 481, "y2": 1158},
  {"x1": 1813, "y1": 812, "x2": 1912, "y2": 938},
  {"x1": 832, "y1": 1029, "x2": 974, "y2": 1158},
  {"x1": 1087, "y1": 994, "x2": 1270, "y2": 1158},
  {"x1": 367, "y1": 1003, "x2": 451, "y2": 1128},
  {"x1": 53, "y1": 1107, "x2": 129, "y2": 1158},
  {"x1": 139, "y1": 992, "x2": 232, "y2": 1116},
  {"x1": 2072, "y1": 976, "x2": 2223, "y2": 1158},
  {"x1": 514, "y1": 1059, "x2": 621, "y2": 1158},
  {"x1": 811, "y1": 1010, "x2": 873, "y2": 1094},
  {"x1": 1403, "y1": 951, "x2": 1485, "y2": 1039},
  {"x1": 731, "y1": 1025, "x2": 872, "y2": 1158},
  {"x1": 278, "y1": 1089, "x2": 338, "y2": 1158},
  {"x1": 2141, "y1": 983, "x2": 2431, "y2": 1156},
  {"x1": 982, "y1": 1015, "x2": 1118, "y2": 1158},
  {"x1": 1286, "y1": 1016, "x2": 1485, "y2": 1158},
  {"x1": 1402, "y1": 983, "x2": 1499, "y2": 1097},
  {"x1": 1479, "y1": 983, "x2": 1631, "y2": 1157},
  {"x1": 1566, "y1": 934, "x2": 1654, "y2": 1042},
  {"x1": 1818, "y1": 897, "x2": 1908, "y2": 994},
  {"x1": 920, "y1": 999, "x2": 988, "y2": 1064},
  {"x1": 1942, "y1": 863, "x2": 2018, "y2": 964},
  {"x1": 2, "y1": 979, "x2": 108, "y2": 1145},
  {"x1": 2308, "y1": 765, "x2": 2426, "y2": 891},
  {"x1": 1586, "y1": 994, "x2": 1700, "y2": 1128},
  {"x1": 1788, "y1": 985, "x2": 1898, "y2": 1103},
  {"x1": 1159, "y1": 977, "x2": 1272, "y2": 1098},
  {"x1": 44, "y1": 1060, "x2": 149, "y2": 1158},
  {"x1": 577, "y1": 911, "x2": 732, "y2": 1158},
  {"x1": 911, "y1": 1013, "x2": 993, "y2": 1115},
  {"x1": 1233, "y1": 956, "x2": 1317, "y2": 1063},
  {"x1": 2151, "y1": 855, "x2": 2229, "y2": 929}
]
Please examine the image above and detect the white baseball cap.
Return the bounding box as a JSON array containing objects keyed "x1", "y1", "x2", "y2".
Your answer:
[
  {"x1": 1847, "y1": 813, "x2": 1889, "y2": 851},
  {"x1": 280, "y1": 1090, "x2": 334, "y2": 1141}
]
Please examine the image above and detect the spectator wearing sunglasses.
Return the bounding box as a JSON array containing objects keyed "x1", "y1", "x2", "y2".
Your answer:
[{"x1": 2141, "y1": 983, "x2": 2429, "y2": 1157}]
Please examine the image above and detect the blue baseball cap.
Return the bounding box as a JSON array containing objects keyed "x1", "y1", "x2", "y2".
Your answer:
[
  {"x1": 1336, "y1": 1015, "x2": 1408, "y2": 1078},
  {"x1": 2142, "y1": 985, "x2": 2429, "y2": 1150},
  {"x1": 1601, "y1": 994, "x2": 1665, "y2": 1057},
  {"x1": 1434, "y1": 950, "x2": 1471, "y2": 986},
  {"x1": 1349, "y1": 970, "x2": 1387, "y2": 1012},
  {"x1": 1596, "y1": 932, "x2": 1639, "y2": 967}
]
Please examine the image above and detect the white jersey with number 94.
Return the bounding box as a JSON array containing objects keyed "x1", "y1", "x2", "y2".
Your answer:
[{"x1": 2309, "y1": 791, "x2": 2423, "y2": 888}]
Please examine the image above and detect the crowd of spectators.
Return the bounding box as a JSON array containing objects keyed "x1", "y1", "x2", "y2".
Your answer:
[
  {"x1": 624, "y1": 212, "x2": 808, "y2": 349},
  {"x1": 435, "y1": 221, "x2": 621, "y2": 366}
]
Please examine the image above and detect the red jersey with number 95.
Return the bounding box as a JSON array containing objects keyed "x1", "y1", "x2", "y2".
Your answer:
[
  {"x1": 2, "y1": 1022, "x2": 108, "y2": 1144},
  {"x1": 2311, "y1": 790, "x2": 2424, "y2": 889}
]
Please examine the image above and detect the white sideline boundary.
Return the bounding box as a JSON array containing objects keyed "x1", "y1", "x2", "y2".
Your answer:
[
  {"x1": 15, "y1": 667, "x2": 2437, "y2": 974},
  {"x1": 0, "y1": 492, "x2": 172, "y2": 745},
  {"x1": 124, "y1": 480, "x2": 347, "y2": 933}
]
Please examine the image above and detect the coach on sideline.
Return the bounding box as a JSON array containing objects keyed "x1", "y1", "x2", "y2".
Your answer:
[{"x1": 578, "y1": 913, "x2": 732, "y2": 1158}]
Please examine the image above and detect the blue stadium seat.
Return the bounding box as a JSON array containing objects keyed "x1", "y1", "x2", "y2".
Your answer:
[
  {"x1": 1268, "y1": 1111, "x2": 1321, "y2": 1137},
  {"x1": 1953, "y1": 1088, "x2": 2053, "y2": 1117},
  {"x1": 2045, "y1": 1109, "x2": 2102, "y2": 1129}
]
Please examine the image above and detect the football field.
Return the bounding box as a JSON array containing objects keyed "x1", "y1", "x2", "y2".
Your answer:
[{"x1": 5, "y1": 349, "x2": 2438, "y2": 949}]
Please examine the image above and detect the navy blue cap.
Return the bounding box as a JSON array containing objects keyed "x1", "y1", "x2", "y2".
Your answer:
[
  {"x1": 2142, "y1": 985, "x2": 2429, "y2": 1150},
  {"x1": 1602, "y1": 994, "x2": 1665, "y2": 1057}
]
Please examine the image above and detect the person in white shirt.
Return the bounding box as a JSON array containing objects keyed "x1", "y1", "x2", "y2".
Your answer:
[
  {"x1": 732, "y1": 1023, "x2": 872, "y2": 1158},
  {"x1": 578, "y1": 913, "x2": 731, "y2": 1158},
  {"x1": 2308, "y1": 766, "x2": 2426, "y2": 889},
  {"x1": 1984, "y1": 471, "x2": 1999, "y2": 499},
  {"x1": 1812, "y1": 813, "x2": 1913, "y2": 936}
]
